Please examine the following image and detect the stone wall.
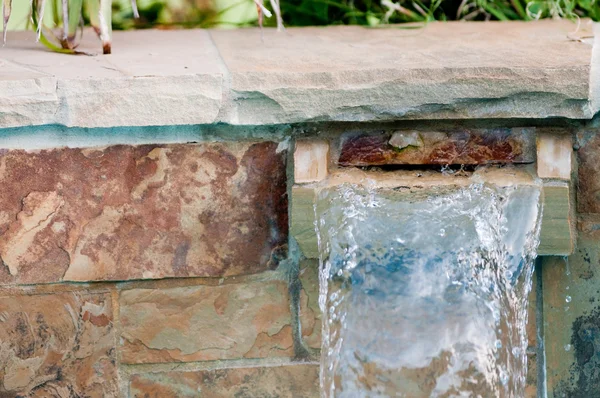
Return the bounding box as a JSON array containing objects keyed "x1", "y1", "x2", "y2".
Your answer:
[
  {"x1": 0, "y1": 121, "x2": 581, "y2": 397},
  {"x1": 0, "y1": 140, "x2": 321, "y2": 397}
]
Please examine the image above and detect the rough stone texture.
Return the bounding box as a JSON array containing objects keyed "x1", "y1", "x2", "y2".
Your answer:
[
  {"x1": 299, "y1": 259, "x2": 321, "y2": 351},
  {"x1": 211, "y1": 21, "x2": 594, "y2": 124},
  {"x1": 129, "y1": 365, "x2": 320, "y2": 397},
  {"x1": 337, "y1": 128, "x2": 536, "y2": 166},
  {"x1": 543, "y1": 231, "x2": 600, "y2": 397},
  {"x1": 537, "y1": 133, "x2": 572, "y2": 180},
  {"x1": 577, "y1": 130, "x2": 600, "y2": 213},
  {"x1": 0, "y1": 30, "x2": 224, "y2": 128},
  {"x1": 0, "y1": 142, "x2": 288, "y2": 284},
  {"x1": 1, "y1": 21, "x2": 596, "y2": 128},
  {"x1": 119, "y1": 280, "x2": 294, "y2": 363},
  {"x1": 0, "y1": 291, "x2": 117, "y2": 397}
]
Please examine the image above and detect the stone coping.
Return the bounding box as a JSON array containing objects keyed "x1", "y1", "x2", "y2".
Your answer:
[{"x1": 0, "y1": 20, "x2": 598, "y2": 129}]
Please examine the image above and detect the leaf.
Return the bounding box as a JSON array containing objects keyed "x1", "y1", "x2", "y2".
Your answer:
[
  {"x1": 269, "y1": 0, "x2": 285, "y2": 30},
  {"x1": 2, "y1": 0, "x2": 11, "y2": 44},
  {"x1": 67, "y1": 0, "x2": 83, "y2": 47},
  {"x1": 131, "y1": 0, "x2": 139, "y2": 19},
  {"x1": 98, "y1": 0, "x2": 112, "y2": 53},
  {"x1": 35, "y1": 0, "x2": 47, "y2": 40},
  {"x1": 61, "y1": 0, "x2": 68, "y2": 40},
  {"x1": 86, "y1": 0, "x2": 100, "y2": 32}
]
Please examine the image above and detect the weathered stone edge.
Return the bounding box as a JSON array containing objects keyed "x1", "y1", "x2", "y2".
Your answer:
[{"x1": 1, "y1": 24, "x2": 598, "y2": 129}]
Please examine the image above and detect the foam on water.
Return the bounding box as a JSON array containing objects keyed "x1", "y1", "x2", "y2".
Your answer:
[{"x1": 316, "y1": 180, "x2": 542, "y2": 397}]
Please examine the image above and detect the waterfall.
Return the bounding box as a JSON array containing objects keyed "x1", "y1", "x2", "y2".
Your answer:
[{"x1": 316, "y1": 180, "x2": 542, "y2": 397}]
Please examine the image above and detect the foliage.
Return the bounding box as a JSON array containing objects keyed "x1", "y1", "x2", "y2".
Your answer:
[
  {"x1": 2, "y1": 0, "x2": 598, "y2": 55},
  {"x1": 269, "y1": 0, "x2": 600, "y2": 26},
  {"x1": 115, "y1": 0, "x2": 600, "y2": 29}
]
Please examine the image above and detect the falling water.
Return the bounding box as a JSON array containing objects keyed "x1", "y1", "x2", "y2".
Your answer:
[{"x1": 316, "y1": 180, "x2": 542, "y2": 397}]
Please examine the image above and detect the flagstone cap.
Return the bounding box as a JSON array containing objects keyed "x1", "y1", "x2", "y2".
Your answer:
[{"x1": 1, "y1": 20, "x2": 597, "y2": 128}]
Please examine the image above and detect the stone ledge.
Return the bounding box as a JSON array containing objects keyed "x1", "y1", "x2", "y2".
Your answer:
[{"x1": 1, "y1": 20, "x2": 597, "y2": 129}]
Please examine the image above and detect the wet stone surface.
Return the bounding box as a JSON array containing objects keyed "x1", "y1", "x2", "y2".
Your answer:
[
  {"x1": 543, "y1": 229, "x2": 600, "y2": 397},
  {"x1": 577, "y1": 131, "x2": 600, "y2": 213},
  {"x1": 129, "y1": 364, "x2": 320, "y2": 397},
  {"x1": 0, "y1": 142, "x2": 288, "y2": 284},
  {"x1": 0, "y1": 291, "x2": 117, "y2": 397},
  {"x1": 525, "y1": 278, "x2": 538, "y2": 398},
  {"x1": 337, "y1": 128, "x2": 535, "y2": 166},
  {"x1": 119, "y1": 280, "x2": 294, "y2": 363}
]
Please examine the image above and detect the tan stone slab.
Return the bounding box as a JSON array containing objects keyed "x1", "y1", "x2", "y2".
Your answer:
[
  {"x1": 0, "y1": 291, "x2": 117, "y2": 397},
  {"x1": 0, "y1": 59, "x2": 58, "y2": 127},
  {"x1": 129, "y1": 364, "x2": 320, "y2": 397},
  {"x1": 0, "y1": 29, "x2": 224, "y2": 128},
  {"x1": 119, "y1": 280, "x2": 294, "y2": 363},
  {"x1": 0, "y1": 21, "x2": 597, "y2": 128},
  {"x1": 211, "y1": 21, "x2": 595, "y2": 124},
  {"x1": 542, "y1": 233, "x2": 600, "y2": 396},
  {"x1": 0, "y1": 142, "x2": 288, "y2": 284}
]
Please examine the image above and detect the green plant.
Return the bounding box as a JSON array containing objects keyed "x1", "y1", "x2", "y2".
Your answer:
[
  {"x1": 2, "y1": 0, "x2": 597, "y2": 56},
  {"x1": 3, "y1": 0, "x2": 140, "y2": 54},
  {"x1": 266, "y1": 0, "x2": 599, "y2": 26}
]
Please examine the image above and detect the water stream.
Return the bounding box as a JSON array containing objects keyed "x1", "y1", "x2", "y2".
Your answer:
[{"x1": 316, "y1": 180, "x2": 542, "y2": 397}]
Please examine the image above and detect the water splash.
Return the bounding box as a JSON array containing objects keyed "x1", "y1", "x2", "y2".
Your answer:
[{"x1": 316, "y1": 181, "x2": 542, "y2": 397}]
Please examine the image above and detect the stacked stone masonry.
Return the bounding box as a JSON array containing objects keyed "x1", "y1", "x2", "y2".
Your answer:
[{"x1": 0, "y1": 20, "x2": 598, "y2": 397}]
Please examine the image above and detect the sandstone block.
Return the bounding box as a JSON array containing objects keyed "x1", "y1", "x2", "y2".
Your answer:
[
  {"x1": 0, "y1": 142, "x2": 287, "y2": 284},
  {"x1": 119, "y1": 280, "x2": 294, "y2": 363},
  {"x1": 1, "y1": 29, "x2": 224, "y2": 128},
  {"x1": 0, "y1": 291, "x2": 117, "y2": 397},
  {"x1": 210, "y1": 21, "x2": 593, "y2": 124}
]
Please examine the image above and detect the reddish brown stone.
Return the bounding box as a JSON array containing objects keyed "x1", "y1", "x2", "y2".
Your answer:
[
  {"x1": 119, "y1": 280, "x2": 294, "y2": 363},
  {"x1": 129, "y1": 365, "x2": 320, "y2": 397},
  {"x1": 337, "y1": 129, "x2": 535, "y2": 166},
  {"x1": 0, "y1": 291, "x2": 117, "y2": 397},
  {"x1": 577, "y1": 131, "x2": 600, "y2": 213},
  {"x1": 0, "y1": 142, "x2": 287, "y2": 284}
]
